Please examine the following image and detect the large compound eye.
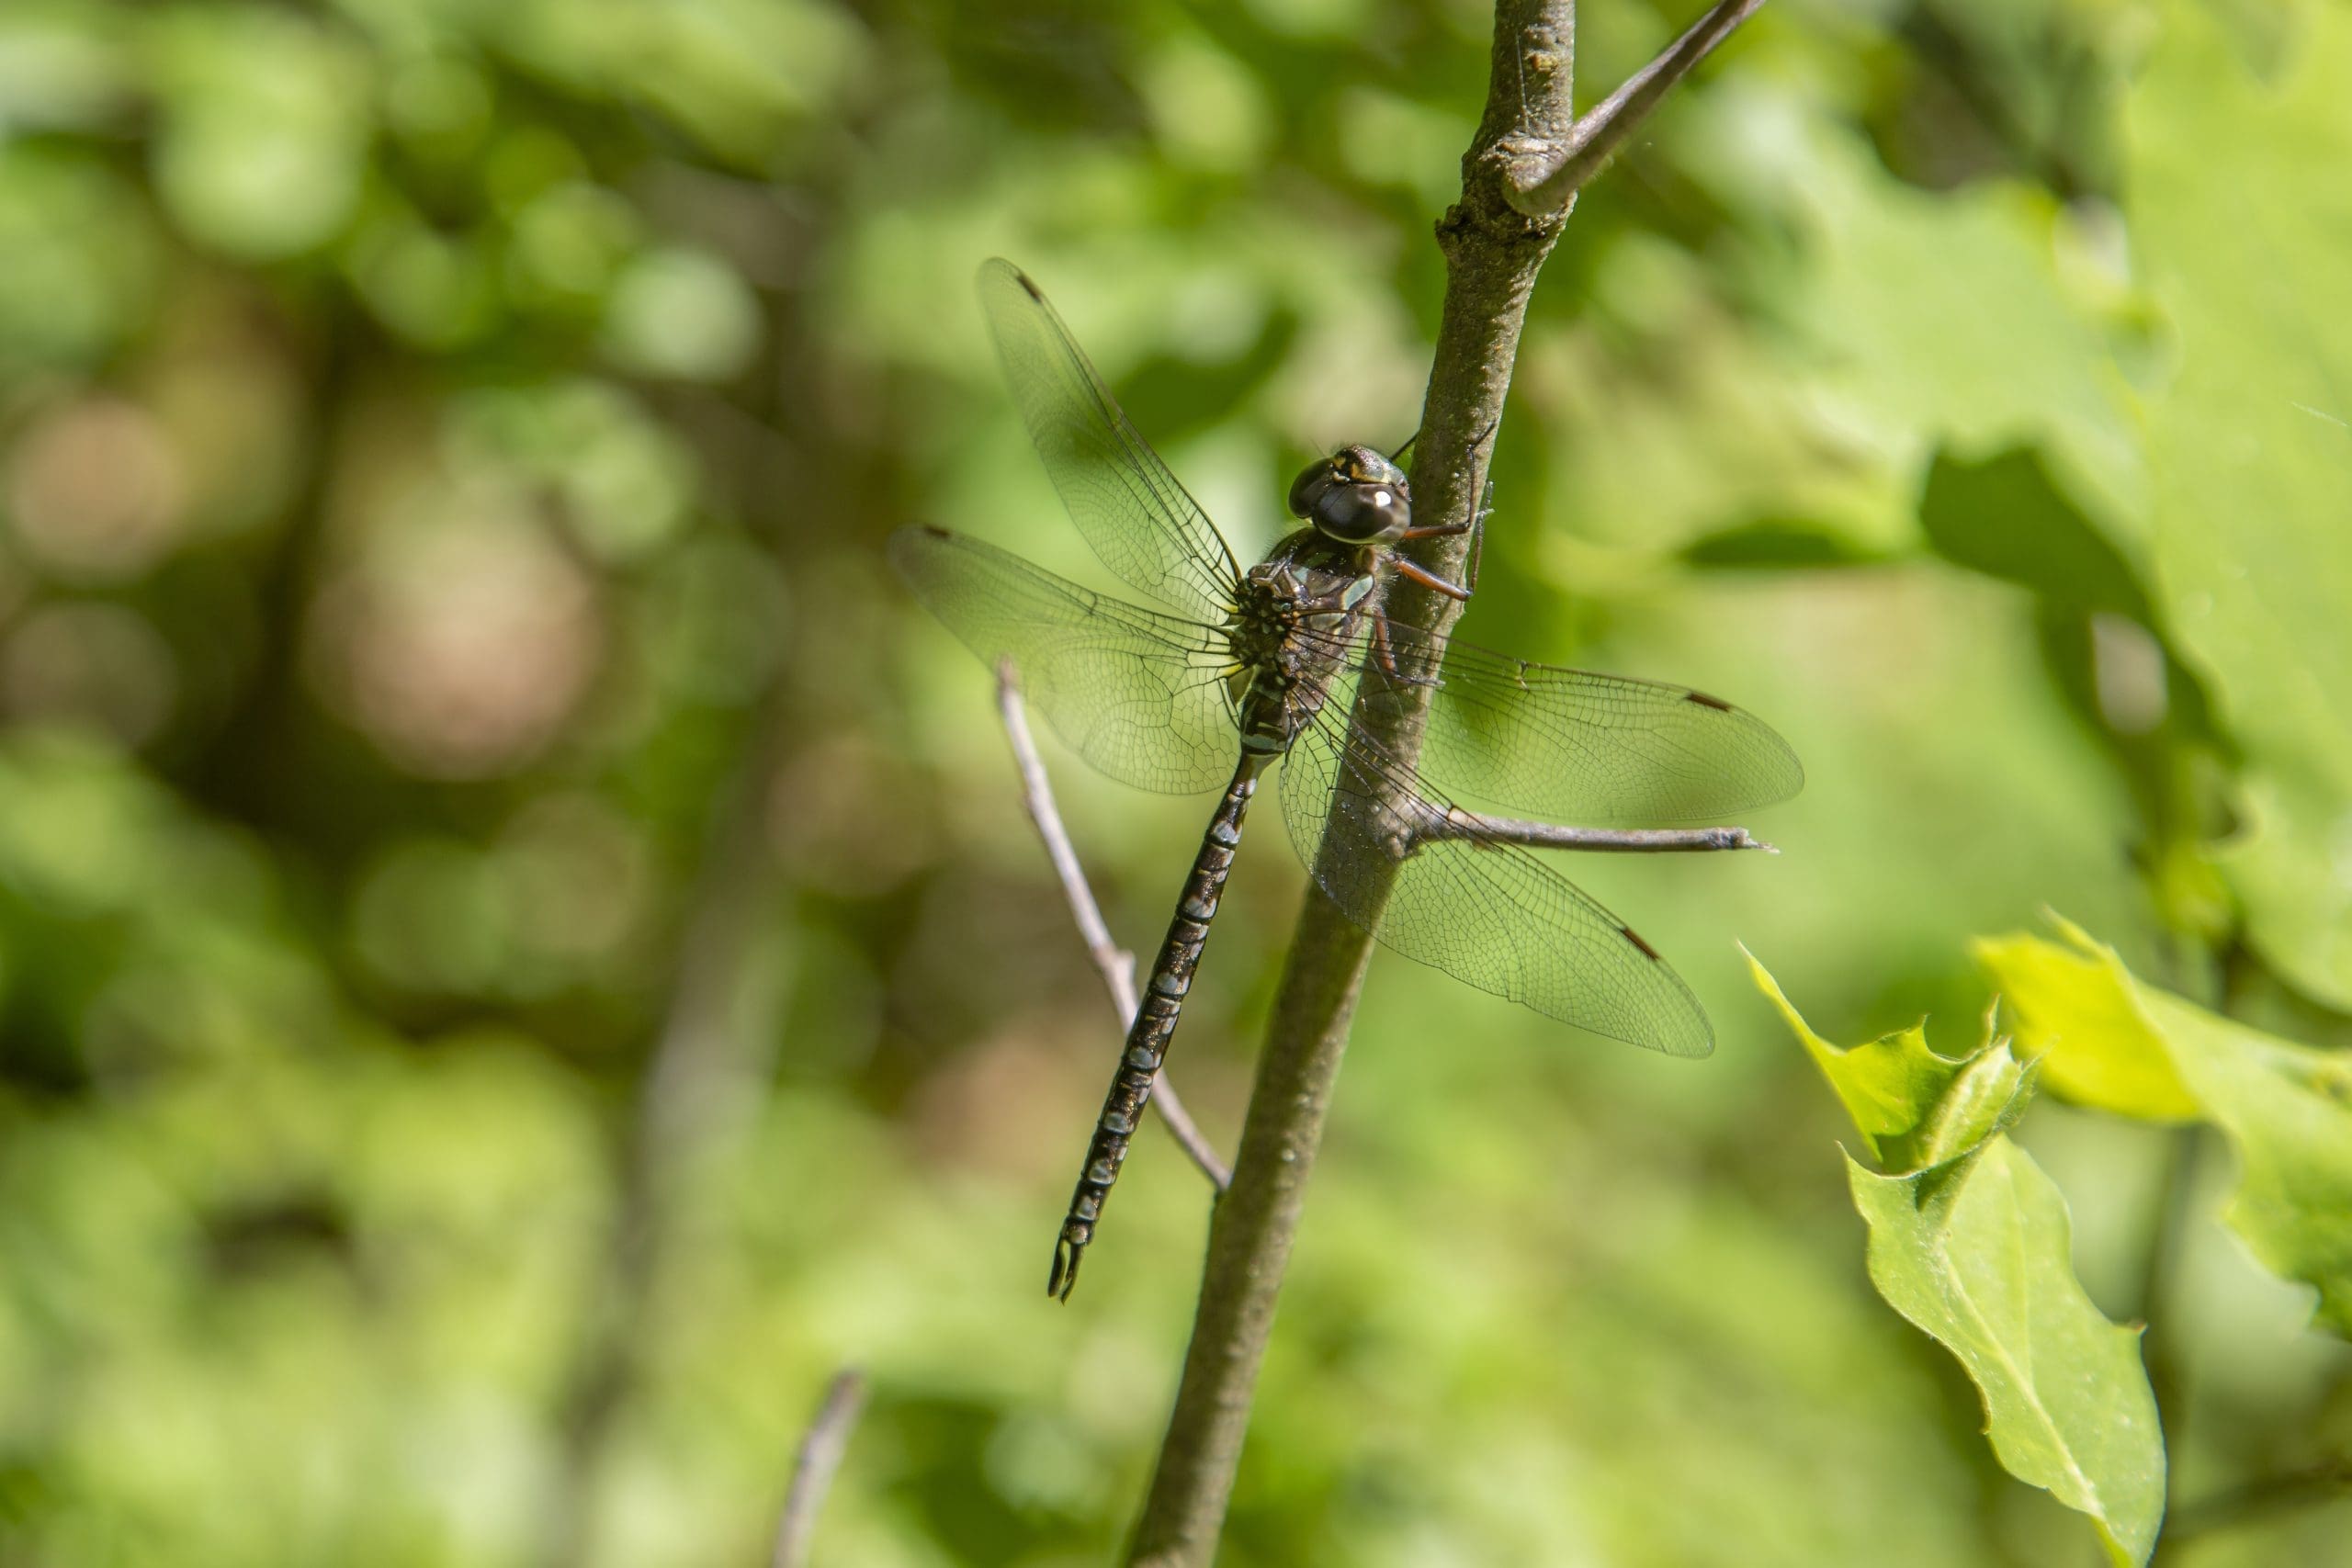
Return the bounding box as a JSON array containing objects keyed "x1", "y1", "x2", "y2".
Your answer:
[
  {"x1": 1287, "y1": 447, "x2": 1413, "y2": 545},
  {"x1": 1285, "y1": 460, "x2": 1331, "y2": 521}
]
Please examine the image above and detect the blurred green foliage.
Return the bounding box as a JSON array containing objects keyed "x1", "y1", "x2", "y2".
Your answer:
[{"x1": 0, "y1": 0, "x2": 2346, "y2": 1564}]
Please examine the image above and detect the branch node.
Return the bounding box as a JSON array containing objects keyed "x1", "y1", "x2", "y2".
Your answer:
[{"x1": 1505, "y1": 0, "x2": 1768, "y2": 218}]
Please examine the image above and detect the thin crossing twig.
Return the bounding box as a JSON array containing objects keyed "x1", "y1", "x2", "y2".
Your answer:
[
  {"x1": 1410, "y1": 814, "x2": 1774, "y2": 852},
  {"x1": 1506, "y1": 0, "x2": 1769, "y2": 217},
  {"x1": 996, "y1": 660, "x2": 1233, "y2": 1191},
  {"x1": 770, "y1": 1370, "x2": 869, "y2": 1568}
]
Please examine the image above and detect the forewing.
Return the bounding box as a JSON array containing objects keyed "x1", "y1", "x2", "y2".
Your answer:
[
  {"x1": 978, "y1": 259, "x2": 1243, "y2": 625},
  {"x1": 1314, "y1": 618, "x2": 1804, "y2": 825},
  {"x1": 890, "y1": 526, "x2": 1238, "y2": 795},
  {"x1": 1278, "y1": 699, "x2": 1713, "y2": 1056}
]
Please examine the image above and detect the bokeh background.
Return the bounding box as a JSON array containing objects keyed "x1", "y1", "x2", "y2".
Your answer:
[{"x1": 1, "y1": 0, "x2": 2347, "y2": 1562}]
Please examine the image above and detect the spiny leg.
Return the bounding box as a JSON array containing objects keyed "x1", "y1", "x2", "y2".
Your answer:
[
  {"x1": 1391, "y1": 483, "x2": 1487, "y2": 603},
  {"x1": 1389, "y1": 553, "x2": 1472, "y2": 602}
]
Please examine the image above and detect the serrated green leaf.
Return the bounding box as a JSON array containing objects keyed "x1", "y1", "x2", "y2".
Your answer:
[
  {"x1": 1849, "y1": 1139, "x2": 2165, "y2": 1566},
  {"x1": 1973, "y1": 919, "x2": 2200, "y2": 1121},
  {"x1": 1756, "y1": 954, "x2": 2164, "y2": 1560},
  {"x1": 1981, "y1": 919, "x2": 2352, "y2": 1337},
  {"x1": 2128, "y1": 0, "x2": 2352, "y2": 1010},
  {"x1": 2140, "y1": 990, "x2": 2352, "y2": 1337},
  {"x1": 1747, "y1": 948, "x2": 2030, "y2": 1174}
]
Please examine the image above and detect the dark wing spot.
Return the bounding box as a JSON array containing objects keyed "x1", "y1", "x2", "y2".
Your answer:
[
  {"x1": 917, "y1": 523, "x2": 952, "y2": 539},
  {"x1": 1014, "y1": 268, "x2": 1046, "y2": 301},
  {"x1": 1685, "y1": 690, "x2": 1734, "y2": 712},
  {"x1": 1619, "y1": 925, "x2": 1663, "y2": 962}
]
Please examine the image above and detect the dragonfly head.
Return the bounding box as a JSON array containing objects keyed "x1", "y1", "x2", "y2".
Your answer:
[{"x1": 1288, "y1": 445, "x2": 1411, "y2": 547}]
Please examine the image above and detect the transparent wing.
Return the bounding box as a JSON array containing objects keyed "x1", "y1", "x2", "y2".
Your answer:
[
  {"x1": 1278, "y1": 691, "x2": 1713, "y2": 1057},
  {"x1": 978, "y1": 259, "x2": 1243, "y2": 625},
  {"x1": 890, "y1": 526, "x2": 1239, "y2": 795},
  {"x1": 1291, "y1": 615, "x2": 1804, "y2": 825}
]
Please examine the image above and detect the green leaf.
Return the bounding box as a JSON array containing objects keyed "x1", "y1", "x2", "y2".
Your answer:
[
  {"x1": 1751, "y1": 953, "x2": 2165, "y2": 1563},
  {"x1": 1972, "y1": 919, "x2": 2200, "y2": 1122},
  {"x1": 1679, "y1": 517, "x2": 1887, "y2": 569},
  {"x1": 2137, "y1": 988, "x2": 2352, "y2": 1338},
  {"x1": 1917, "y1": 447, "x2": 2154, "y2": 624},
  {"x1": 1746, "y1": 947, "x2": 2031, "y2": 1173},
  {"x1": 1849, "y1": 1140, "x2": 2165, "y2": 1567},
  {"x1": 1689, "y1": 101, "x2": 2140, "y2": 525},
  {"x1": 2128, "y1": 0, "x2": 2352, "y2": 1010},
  {"x1": 1980, "y1": 919, "x2": 2352, "y2": 1337}
]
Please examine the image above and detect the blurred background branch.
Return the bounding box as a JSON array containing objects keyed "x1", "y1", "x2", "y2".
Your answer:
[
  {"x1": 770, "y1": 1369, "x2": 869, "y2": 1568},
  {"x1": 539, "y1": 691, "x2": 800, "y2": 1567}
]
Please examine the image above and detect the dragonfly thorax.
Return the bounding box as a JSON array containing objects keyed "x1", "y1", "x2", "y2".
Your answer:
[
  {"x1": 1288, "y1": 444, "x2": 1411, "y2": 546},
  {"x1": 1226, "y1": 542, "x2": 1380, "y2": 758}
]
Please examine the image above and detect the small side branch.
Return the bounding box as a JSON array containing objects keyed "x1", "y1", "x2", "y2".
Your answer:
[
  {"x1": 771, "y1": 1370, "x2": 869, "y2": 1568},
  {"x1": 997, "y1": 660, "x2": 1232, "y2": 1191},
  {"x1": 1506, "y1": 0, "x2": 1768, "y2": 216},
  {"x1": 1412, "y1": 813, "x2": 1774, "y2": 852}
]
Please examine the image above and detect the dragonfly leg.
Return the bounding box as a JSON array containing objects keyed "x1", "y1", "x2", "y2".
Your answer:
[
  {"x1": 1390, "y1": 554, "x2": 1472, "y2": 602},
  {"x1": 1372, "y1": 611, "x2": 1400, "y2": 678},
  {"x1": 1367, "y1": 613, "x2": 1443, "y2": 686}
]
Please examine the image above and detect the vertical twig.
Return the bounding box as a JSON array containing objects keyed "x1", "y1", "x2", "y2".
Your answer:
[
  {"x1": 1124, "y1": 3, "x2": 1765, "y2": 1562},
  {"x1": 2141, "y1": 1123, "x2": 2202, "y2": 1540},
  {"x1": 997, "y1": 661, "x2": 1231, "y2": 1190},
  {"x1": 771, "y1": 1371, "x2": 870, "y2": 1568},
  {"x1": 1126, "y1": 1, "x2": 1572, "y2": 1561}
]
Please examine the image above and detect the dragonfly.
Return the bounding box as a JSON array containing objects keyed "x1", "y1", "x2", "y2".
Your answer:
[{"x1": 892, "y1": 259, "x2": 1802, "y2": 1301}]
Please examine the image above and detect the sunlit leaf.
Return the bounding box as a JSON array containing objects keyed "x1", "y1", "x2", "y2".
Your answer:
[
  {"x1": 2128, "y1": 0, "x2": 2352, "y2": 1010},
  {"x1": 1747, "y1": 948, "x2": 2030, "y2": 1173},
  {"x1": 1980, "y1": 919, "x2": 2352, "y2": 1336},
  {"x1": 2142, "y1": 987, "x2": 2352, "y2": 1339},
  {"x1": 1848, "y1": 1140, "x2": 2165, "y2": 1568},
  {"x1": 1972, "y1": 920, "x2": 2199, "y2": 1122},
  {"x1": 1752, "y1": 954, "x2": 2164, "y2": 1565}
]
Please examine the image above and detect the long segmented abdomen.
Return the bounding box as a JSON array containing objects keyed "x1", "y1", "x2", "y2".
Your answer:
[{"x1": 1049, "y1": 754, "x2": 1264, "y2": 1300}]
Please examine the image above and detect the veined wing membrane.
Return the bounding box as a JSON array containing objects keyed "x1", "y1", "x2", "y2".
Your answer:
[
  {"x1": 1277, "y1": 689, "x2": 1713, "y2": 1058},
  {"x1": 890, "y1": 526, "x2": 1238, "y2": 795},
  {"x1": 1291, "y1": 615, "x2": 1804, "y2": 826},
  {"x1": 978, "y1": 259, "x2": 1243, "y2": 626}
]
